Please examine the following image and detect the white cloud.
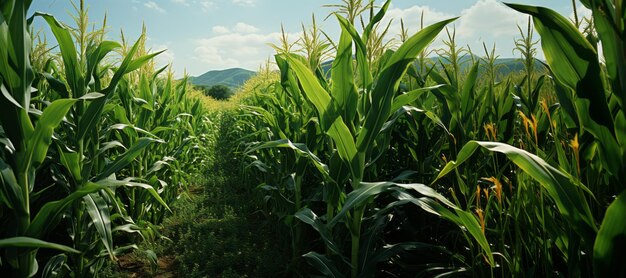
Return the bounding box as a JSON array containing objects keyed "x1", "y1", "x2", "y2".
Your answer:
[
  {"x1": 371, "y1": 4, "x2": 453, "y2": 51},
  {"x1": 144, "y1": 1, "x2": 166, "y2": 13},
  {"x1": 193, "y1": 28, "x2": 300, "y2": 70},
  {"x1": 457, "y1": 0, "x2": 526, "y2": 39},
  {"x1": 151, "y1": 44, "x2": 175, "y2": 66},
  {"x1": 383, "y1": 5, "x2": 454, "y2": 36},
  {"x1": 212, "y1": 25, "x2": 230, "y2": 34},
  {"x1": 232, "y1": 0, "x2": 256, "y2": 7},
  {"x1": 171, "y1": 0, "x2": 190, "y2": 6},
  {"x1": 234, "y1": 22, "x2": 260, "y2": 33},
  {"x1": 200, "y1": 1, "x2": 215, "y2": 12}
]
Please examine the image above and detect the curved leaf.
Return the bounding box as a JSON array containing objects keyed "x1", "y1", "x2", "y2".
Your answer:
[
  {"x1": 94, "y1": 137, "x2": 162, "y2": 181},
  {"x1": 434, "y1": 141, "x2": 597, "y2": 245},
  {"x1": 246, "y1": 139, "x2": 330, "y2": 180},
  {"x1": 0, "y1": 237, "x2": 79, "y2": 253},
  {"x1": 303, "y1": 252, "x2": 346, "y2": 278},
  {"x1": 356, "y1": 18, "x2": 457, "y2": 156},
  {"x1": 505, "y1": 3, "x2": 613, "y2": 131},
  {"x1": 27, "y1": 183, "x2": 108, "y2": 238},
  {"x1": 26, "y1": 98, "x2": 77, "y2": 169},
  {"x1": 95, "y1": 178, "x2": 170, "y2": 211},
  {"x1": 83, "y1": 193, "x2": 114, "y2": 259},
  {"x1": 295, "y1": 208, "x2": 342, "y2": 255},
  {"x1": 594, "y1": 191, "x2": 626, "y2": 278}
]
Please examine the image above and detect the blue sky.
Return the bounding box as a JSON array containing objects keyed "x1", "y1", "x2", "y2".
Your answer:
[{"x1": 29, "y1": 1, "x2": 587, "y2": 77}]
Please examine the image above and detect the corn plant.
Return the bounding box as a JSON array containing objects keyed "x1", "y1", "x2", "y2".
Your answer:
[
  {"x1": 429, "y1": 1, "x2": 626, "y2": 276},
  {"x1": 244, "y1": 1, "x2": 500, "y2": 277},
  {"x1": 0, "y1": 1, "x2": 212, "y2": 276}
]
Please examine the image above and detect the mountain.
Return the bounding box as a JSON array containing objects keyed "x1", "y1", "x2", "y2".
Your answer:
[
  {"x1": 320, "y1": 56, "x2": 543, "y2": 78},
  {"x1": 422, "y1": 55, "x2": 544, "y2": 76},
  {"x1": 189, "y1": 68, "x2": 256, "y2": 88}
]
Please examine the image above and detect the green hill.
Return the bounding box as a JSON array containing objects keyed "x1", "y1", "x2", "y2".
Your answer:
[
  {"x1": 321, "y1": 56, "x2": 545, "y2": 79},
  {"x1": 189, "y1": 68, "x2": 256, "y2": 88}
]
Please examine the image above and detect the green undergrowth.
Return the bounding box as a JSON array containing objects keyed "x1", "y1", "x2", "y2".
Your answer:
[
  {"x1": 106, "y1": 88, "x2": 291, "y2": 277},
  {"x1": 161, "y1": 184, "x2": 289, "y2": 277},
  {"x1": 163, "y1": 107, "x2": 289, "y2": 277}
]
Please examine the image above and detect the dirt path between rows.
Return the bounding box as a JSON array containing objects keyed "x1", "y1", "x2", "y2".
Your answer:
[{"x1": 116, "y1": 254, "x2": 177, "y2": 278}]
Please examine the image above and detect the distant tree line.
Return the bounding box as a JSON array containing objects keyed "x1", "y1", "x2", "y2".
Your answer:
[{"x1": 196, "y1": 84, "x2": 233, "y2": 100}]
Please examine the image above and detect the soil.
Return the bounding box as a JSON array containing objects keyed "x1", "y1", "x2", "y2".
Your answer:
[{"x1": 115, "y1": 254, "x2": 178, "y2": 278}]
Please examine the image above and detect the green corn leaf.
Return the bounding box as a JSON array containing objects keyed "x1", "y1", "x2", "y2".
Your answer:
[
  {"x1": 77, "y1": 35, "x2": 150, "y2": 141},
  {"x1": 303, "y1": 252, "x2": 346, "y2": 278},
  {"x1": 378, "y1": 194, "x2": 494, "y2": 267},
  {"x1": 95, "y1": 140, "x2": 127, "y2": 157},
  {"x1": 94, "y1": 137, "x2": 162, "y2": 181},
  {"x1": 362, "y1": 0, "x2": 391, "y2": 42},
  {"x1": 336, "y1": 15, "x2": 372, "y2": 89},
  {"x1": 126, "y1": 50, "x2": 166, "y2": 74},
  {"x1": 0, "y1": 237, "x2": 79, "y2": 253},
  {"x1": 425, "y1": 198, "x2": 495, "y2": 267},
  {"x1": 505, "y1": 3, "x2": 613, "y2": 132},
  {"x1": 575, "y1": 99, "x2": 622, "y2": 176},
  {"x1": 593, "y1": 191, "x2": 626, "y2": 278},
  {"x1": 617, "y1": 112, "x2": 626, "y2": 163},
  {"x1": 34, "y1": 13, "x2": 83, "y2": 98},
  {"x1": 25, "y1": 98, "x2": 77, "y2": 170},
  {"x1": 329, "y1": 182, "x2": 396, "y2": 228},
  {"x1": 331, "y1": 25, "x2": 358, "y2": 122},
  {"x1": 246, "y1": 139, "x2": 330, "y2": 180},
  {"x1": 360, "y1": 242, "x2": 450, "y2": 276},
  {"x1": 356, "y1": 18, "x2": 456, "y2": 156},
  {"x1": 327, "y1": 117, "x2": 361, "y2": 182},
  {"x1": 86, "y1": 41, "x2": 121, "y2": 86},
  {"x1": 460, "y1": 62, "x2": 479, "y2": 120},
  {"x1": 95, "y1": 178, "x2": 170, "y2": 211},
  {"x1": 391, "y1": 84, "x2": 445, "y2": 113},
  {"x1": 27, "y1": 183, "x2": 108, "y2": 239},
  {"x1": 434, "y1": 141, "x2": 597, "y2": 245},
  {"x1": 83, "y1": 193, "x2": 114, "y2": 259},
  {"x1": 42, "y1": 73, "x2": 69, "y2": 99},
  {"x1": 0, "y1": 158, "x2": 23, "y2": 213},
  {"x1": 241, "y1": 105, "x2": 287, "y2": 139},
  {"x1": 286, "y1": 54, "x2": 334, "y2": 131},
  {"x1": 41, "y1": 254, "x2": 67, "y2": 278},
  {"x1": 381, "y1": 18, "x2": 457, "y2": 73},
  {"x1": 58, "y1": 149, "x2": 81, "y2": 183},
  {"x1": 589, "y1": 2, "x2": 626, "y2": 107},
  {"x1": 295, "y1": 208, "x2": 342, "y2": 255},
  {"x1": 79, "y1": 92, "x2": 105, "y2": 100},
  {"x1": 107, "y1": 34, "x2": 146, "y2": 89},
  {"x1": 1, "y1": 82, "x2": 23, "y2": 108}
]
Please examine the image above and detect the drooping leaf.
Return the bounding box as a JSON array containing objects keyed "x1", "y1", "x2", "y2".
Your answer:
[
  {"x1": 303, "y1": 252, "x2": 346, "y2": 278},
  {"x1": 505, "y1": 3, "x2": 613, "y2": 131},
  {"x1": 26, "y1": 98, "x2": 77, "y2": 169},
  {"x1": 95, "y1": 178, "x2": 170, "y2": 211},
  {"x1": 356, "y1": 18, "x2": 456, "y2": 156},
  {"x1": 27, "y1": 183, "x2": 108, "y2": 238},
  {"x1": 94, "y1": 137, "x2": 162, "y2": 181},
  {"x1": 434, "y1": 141, "x2": 597, "y2": 245},
  {"x1": 0, "y1": 237, "x2": 79, "y2": 253},
  {"x1": 594, "y1": 191, "x2": 626, "y2": 278},
  {"x1": 83, "y1": 193, "x2": 114, "y2": 259},
  {"x1": 295, "y1": 208, "x2": 342, "y2": 255}
]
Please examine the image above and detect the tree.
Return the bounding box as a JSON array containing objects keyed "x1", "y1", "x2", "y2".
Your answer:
[{"x1": 205, "y1": 84, "x2": 233, "y2": 100}]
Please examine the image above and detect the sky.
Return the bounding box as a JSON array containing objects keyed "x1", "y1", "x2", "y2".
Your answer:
[{"x1": 29, "y1": 0, "x2": 589, "y2": 77}]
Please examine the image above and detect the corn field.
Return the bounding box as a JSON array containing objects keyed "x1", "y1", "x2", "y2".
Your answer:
[
  {"x1": 1, "y1": 0, "x2": 626, "y2": 277},
  {"x1": 0, "y1": 1, "x2": 212, "y2": 276},
  {"x1": 238, "y1": 0, "x2": 626, "y2": 277}
]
